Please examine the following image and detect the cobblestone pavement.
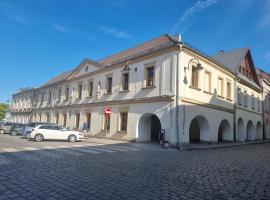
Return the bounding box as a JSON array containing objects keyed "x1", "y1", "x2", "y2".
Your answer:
[{"x1": 0, "y1": 134, "x2": 270, "y2": 200}]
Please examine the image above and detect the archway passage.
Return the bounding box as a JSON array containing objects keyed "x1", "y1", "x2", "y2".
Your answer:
[
  {"x1": 247, "y1": 121, "x2": 255, "y2": 141},
  {"x1": 237, "y1": 118, "x2": 245, "y2": 142},
  {"x1": 218, "y1": 120, "x2": 232, "y2": 142},
  {"x1": 138, "y1": 113, "x2": 161, "y2": 142},
  {"x1": 256, "y1": 122, "x2": 263, "y2": 140},
  {"x1": 189, "y1": 116, "x2": 210, "y2": 143}
]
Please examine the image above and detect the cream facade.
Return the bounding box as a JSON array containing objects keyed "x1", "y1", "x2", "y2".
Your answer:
[
  {"x1": 257, "y1": 69, "x2": 270, "y2": 139},
  {"x1": 11, "y1": 34, "x2": 266, "y2": 146},
  {"x1": 11, "y1": 88, "x2": 34, "y2": 123}
]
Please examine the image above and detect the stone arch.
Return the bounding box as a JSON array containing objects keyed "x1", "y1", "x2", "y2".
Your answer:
[
  {"x1": 237, "y1": 118, "x2": 245, "y2": 142},
  {"x1": 189, "y1": 115, "x2": 210, "y2": 143},
  {"x1": 247, "y1": 120, "x2": 255, "y2": 141},
  {"x1": 137, "y1": 113, "x2": 161, "y2": 142},
  {"x1": 218, "y1": 119, "x2": 232, "y2": 142},
  {"x1": 256, "y1": 121, "x2": 263, "y2": 140}
]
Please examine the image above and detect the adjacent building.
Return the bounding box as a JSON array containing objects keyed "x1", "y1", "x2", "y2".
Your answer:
[
  {"x1": 256, "y1": 68, "x2": 270, "y2": 139},
  {"x1": 10, "y1": 34, "x2": 269, "y2": 145},
  {"x1": 11, "y1": 88, "x2": 35, "y2": 123}
]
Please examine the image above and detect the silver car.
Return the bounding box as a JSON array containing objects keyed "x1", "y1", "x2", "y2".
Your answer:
[{"x1": 0, "y1": 122, "x2": 17, "y2": 134}]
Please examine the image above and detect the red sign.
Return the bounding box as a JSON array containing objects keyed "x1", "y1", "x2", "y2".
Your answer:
[{"x1": 104, "y1": 107, "x2": 112, "y2": 117}]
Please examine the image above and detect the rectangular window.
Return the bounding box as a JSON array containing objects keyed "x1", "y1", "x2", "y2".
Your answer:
[
  {"x1": 252, "y1": 94, "x2": 255, "y2": 110},
  {"x1": 226, "y1": 81, "x2": 232, "y2": 100},
  {"x1": 75, "y1": 114, "x2": 80, "y2": 129},
  {"x1": 120, "y1": 112, "x2": 128, "y2": 132},
  {"x1": 55, "y1": 114, "x2": 59, "y2": 124},
  {"x1": 191, "y1": 66, "x2": 199, "y2": 88},
  {"x1": 58, "y1": 88, "x2": 61, "y2": 102},
  {"x1": 238, "y1": 88, "x2": 242, "y2": 105},
  {"x1": 257, "y1": 98, "x2": 261, "y2": 112},
  {"x1": 62, "y1": 113, "x2": 67, "y2": 127},
  {"x1": 107, "y1": 77, "x2": 113, "y2": 93},
  {"x1": 218, "y1": 78, "x2": 224, "y2": 97},
  {"x1": 77, "y1": 83, "x2": 82, "y2": 99},
  {"x1": 65, "y1": 87, "x2": 69, "y2": 100},
  {"x1": 46, "y1": 113, "x2": 50, "y2": 123},
  {"x1": 88, "y1": 81, "x2": 93, "y2": 97},
  {"x1": 41, "y1": 93, "x2": 44, "y2": 105},
  {"x1": 244, "y1": 91, "x2": 248, "y2": 107},
  {"x1": 122, "y1": 73, "x2": 129, "y2": 91},
  {"x1": 48, "y1": 91, "x2": 51, "y2": 104},
  {"x1": 204, "y1": 71, "x2": 211, "y2": 93},
  {"x1": 86, "y1": 113, "x2": 91, "y2": 129},
  {"x1": 146, "y1": 66, "x2": 155, "y2": 87}
]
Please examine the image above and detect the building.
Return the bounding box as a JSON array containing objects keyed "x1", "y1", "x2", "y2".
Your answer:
[
  {"x1": 11, "y1": 34, "x2": 266, "y2": 145},
  {"x1": 256, "y1": 68, "x2": 270, "y2": 139},
  {"x1": 11, "y1": 88, "x2": 35, "y2": 123},
  {"x1": 214, "y1": 48, "x2": 263, "y2": 142}
]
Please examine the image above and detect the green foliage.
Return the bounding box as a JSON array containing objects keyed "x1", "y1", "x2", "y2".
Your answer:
[{"x1": 0, "y1": 103, "x2": 9, "y2": 120}]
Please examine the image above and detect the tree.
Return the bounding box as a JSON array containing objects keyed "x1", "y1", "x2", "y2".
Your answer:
[{"x1": 0, "y1": 103, "x2": 9, "y2": 120}]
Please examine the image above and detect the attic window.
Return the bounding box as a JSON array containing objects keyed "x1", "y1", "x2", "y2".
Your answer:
[{"x1": 85, "y1": 66, "x2": 89, "y2": 73}]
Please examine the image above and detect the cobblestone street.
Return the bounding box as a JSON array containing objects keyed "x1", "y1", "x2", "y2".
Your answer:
[{"x1": 0, "y1": 134, "x2": 270, "y2": 200}]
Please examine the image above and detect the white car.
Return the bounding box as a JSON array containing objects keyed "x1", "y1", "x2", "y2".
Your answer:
[{"x1": 30, "y1": 124, "x2": 84, "y2": 142}]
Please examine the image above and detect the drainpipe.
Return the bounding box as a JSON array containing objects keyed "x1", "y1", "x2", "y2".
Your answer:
[
  {"x1": 234, "y1": 76, "x2": 241, "y2": 142},
  {"x1": 165, "y1": 34, "x2": 182, "y2": 149},
  {"x1": 175, "y1": 47, "x2": 181, "y2": 149}
]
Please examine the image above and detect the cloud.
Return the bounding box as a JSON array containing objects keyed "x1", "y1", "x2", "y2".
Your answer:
[
  {"x1": 171, "y1": 0, "x2": 219, "y2": 34},
  {"x1": 100, "y1": 25, "x2": 131, "y2": 39},
  {"x1": 52, "y1": 24, "x2": 75, "y2": 34},
  {"x1": 0, "y1": 1, "x2": 29, "y2": 25}
]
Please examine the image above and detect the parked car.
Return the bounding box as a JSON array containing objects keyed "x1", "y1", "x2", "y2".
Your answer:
[
  {"x1": 10, "y1": 123, "x2": 26, "y2": 136},
  {"x1": 23, "y1": 122, "x2": 45, "y2": 138},
  {"x1": 30, "y1": 124, "x2": 84, "y2": 142},
  {"x1": 0, "y1": 122, "x2": 17, "y2": 134}
]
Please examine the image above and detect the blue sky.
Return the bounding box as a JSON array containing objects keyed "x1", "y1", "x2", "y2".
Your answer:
[{"x1": 0, "y1": 0, "x2": 270, "y2": 102}]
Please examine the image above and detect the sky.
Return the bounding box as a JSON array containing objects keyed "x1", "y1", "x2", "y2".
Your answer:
[{"x1": 0, "y1": 0, "x2": 270, "y2": 103}]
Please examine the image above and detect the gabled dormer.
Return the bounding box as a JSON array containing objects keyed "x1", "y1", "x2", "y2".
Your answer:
[
  {"x1": 213, "y1": 48, "x2": 260, "y2": 86},
  {"x1": 67, "y1": 58, "x2": 104, "y2": 80}
]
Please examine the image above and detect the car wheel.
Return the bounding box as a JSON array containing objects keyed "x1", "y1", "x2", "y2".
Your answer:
[
  {"x1": 11, "y1": 130, "x2": 17, "y2": 136},
  {"x1": 0, "y1": 129, "x2": 5, "y2": 134},
  {"x1": 68, "y1": 135, "x2": 77, "y2": 143},
  {"x1": 26, "y1": 132, "x2": 31, "y2": 139},
  {"x1": 34, "y1": 134, "x2": 44, "y2": 142}
]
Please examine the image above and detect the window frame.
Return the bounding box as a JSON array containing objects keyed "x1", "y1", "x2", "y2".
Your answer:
[
  {"x1": 204, "y1": 70, "x2": 211, "y2": 93},
  {"x1": 217, "y1": 77, "x2": 224, "y2": 98}
]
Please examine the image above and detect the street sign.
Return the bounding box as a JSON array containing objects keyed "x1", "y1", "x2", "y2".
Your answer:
[{"x1": 104, "y1": 107, "x2": 112, "y2": 117}]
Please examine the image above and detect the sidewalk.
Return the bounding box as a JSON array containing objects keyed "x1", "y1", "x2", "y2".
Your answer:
[
  {"x1": 179, "y1": 140, "x2": 270, "y2": 151},
  {"x1": 83, "y1": 137, "x2": 132, "y2": 145}
]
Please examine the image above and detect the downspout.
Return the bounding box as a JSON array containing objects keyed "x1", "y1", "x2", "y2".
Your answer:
[
  {"x1": 234, "y1": 76, "x2": 241, "y2": 142},
  {"x1": 165, "y1": 34, "x2": 182, "y2": 149},
  {"x1": 175, "y1": 47, "x2": 181, "y2": 149}
]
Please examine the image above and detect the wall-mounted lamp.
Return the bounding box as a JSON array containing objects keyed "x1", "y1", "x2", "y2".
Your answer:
[{"x1": 184, "y1": 58, "x2": 204, "y2": 72}]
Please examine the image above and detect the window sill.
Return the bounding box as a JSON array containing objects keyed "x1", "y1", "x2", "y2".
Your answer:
[
  {"x1": 104, "y1": 92, "x2": 112, "y2": 95},
  {"x1": 189, "y1": 86, "x2": 201, "y2": 91},
  {"x1": 203, "y1": 91, "x2": 213, "y2": 95},
  {"x1": 119, "y1": 90, "x2": 129, "y2": 93},
  {"x1": 142, "y1": 86, "x2": 156, "y2": 89},
  {"x1": 226, "y1": 98, "x2": 232, "y2": 102},
  {"x1": 117, "y1": 131, "x2": 127, "y2": 134},
  {"x1": 217, "y1": 95, "x2": 225, "y2": 99}
]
